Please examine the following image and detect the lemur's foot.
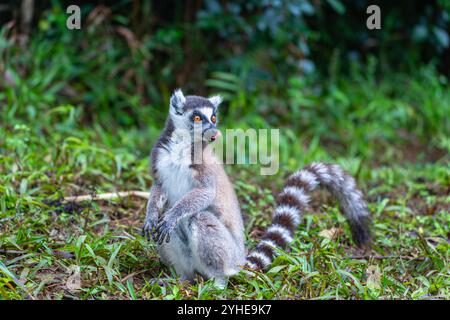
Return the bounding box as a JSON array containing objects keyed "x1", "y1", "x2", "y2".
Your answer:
[{"x1": 149, "y1": 277, "x2": 173, "y2": 287}]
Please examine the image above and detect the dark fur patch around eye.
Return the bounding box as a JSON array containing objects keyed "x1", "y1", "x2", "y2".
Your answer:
[{"x1": 191, "y1": 111, "x2": 205, "y2": 122}]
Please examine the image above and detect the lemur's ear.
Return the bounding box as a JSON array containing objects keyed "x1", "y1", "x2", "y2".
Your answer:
[
  {"x1": 208, "y1": 95, "x2": 223, "y2": 110},
  {"x1": 170, "y1": 89, "x2": 186, "y2": 115}
]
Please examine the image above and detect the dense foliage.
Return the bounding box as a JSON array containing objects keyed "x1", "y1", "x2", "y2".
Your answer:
[{"x1": 1, "y1": 0, "x2": 449, "y2": 128}]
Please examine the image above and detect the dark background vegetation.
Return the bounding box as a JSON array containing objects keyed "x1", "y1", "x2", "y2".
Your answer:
[
  {"x1": 1, "y1": 1, "x2": 449, "y2": 128},
  {"x1": 1, "y1": 0, "x2": 449, "y2": 161},
  {"x1": 0, "y1": 1, "x2": 449, "y2": 299}
]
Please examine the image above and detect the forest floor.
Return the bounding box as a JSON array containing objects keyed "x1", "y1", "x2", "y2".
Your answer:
[{"x1": 1, "y1": 122, "x2": 449, "y2": 300}]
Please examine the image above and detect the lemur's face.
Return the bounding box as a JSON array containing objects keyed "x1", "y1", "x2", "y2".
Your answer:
[{"x1": 169, "y1": 89, "x2": 222, "y2": 143}]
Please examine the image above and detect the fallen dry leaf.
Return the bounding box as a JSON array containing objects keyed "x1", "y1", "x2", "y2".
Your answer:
[
  {"x1": 366, "y1": 265, "x2": 381, "y2": 290},
  {"x1": 318, "y1": 227, "x2": 339, "y2": 240}
]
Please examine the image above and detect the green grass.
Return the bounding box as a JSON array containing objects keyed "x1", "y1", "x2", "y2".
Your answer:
[{"x1": 0, "y1": 100, "x2": 449, "y2": 299}]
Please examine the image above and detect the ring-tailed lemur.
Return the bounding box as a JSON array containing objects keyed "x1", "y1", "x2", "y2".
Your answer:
[{"x1": 142, "y1": 89, "x2": 371, "y2": 284}]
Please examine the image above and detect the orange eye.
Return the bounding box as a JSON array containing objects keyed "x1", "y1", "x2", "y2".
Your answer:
[
  {"x1": 193, "y1": 115, "x2": 201, "y2": 123},
  {"x1": 211, "y1": 115, "x2": 217, "y2": 124}
]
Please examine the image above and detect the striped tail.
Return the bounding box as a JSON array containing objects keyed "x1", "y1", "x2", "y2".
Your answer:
[{"x1": 246, "y1": 162, "x2": 372, "y2": 270}]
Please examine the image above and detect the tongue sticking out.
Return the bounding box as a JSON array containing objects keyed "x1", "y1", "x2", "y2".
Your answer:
[{"x1": 210, "y1": 130, "x2": 222, "y2": 142}]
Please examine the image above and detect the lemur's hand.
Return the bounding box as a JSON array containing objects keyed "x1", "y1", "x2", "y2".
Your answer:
[
  {"x1": 142, "y1": 213, "x2": 158, "y2": 241},
  {"x1": 142, "y1": 185, "x2": 167, "y2": 242},
  {"x1": 155, "y1": 212, "x2": 178, "y2": 244}
]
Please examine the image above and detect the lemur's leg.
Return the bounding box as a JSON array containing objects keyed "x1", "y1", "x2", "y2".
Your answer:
[
  {"x1": 155, "y1": 172, "x2": 216, "y2": 244},
  {"x1": 157, "y1": 225, "x2": 197, "y2": 282},
  {"x1": 158, "y1": 211, "x2": 238, "y2": 283},
  {"x1": 187, "y1": 211, "x2": 243, "y2": 282},
  {"x1": 142, "y1": 184, "x2": 167, "y2": 240}
]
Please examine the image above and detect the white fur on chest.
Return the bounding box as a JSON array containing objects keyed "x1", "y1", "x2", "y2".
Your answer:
[{"x1": 156, "y1": 132, "x2": 195, "y2": 205}]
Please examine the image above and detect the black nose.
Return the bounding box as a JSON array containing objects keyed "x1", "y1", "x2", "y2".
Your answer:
[
  {"x1": 203, "y1": 127, "x2": 220, "y2": 142},
  {"x1": 209, "y1": 128, "x2": 221, "y2": 141}
]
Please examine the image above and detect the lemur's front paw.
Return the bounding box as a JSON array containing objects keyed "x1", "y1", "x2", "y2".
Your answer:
[
  {"x1": 142, "y1": 218, "x2": 156, "y2": 241},
  {"x1": 142, "y1": 212, "x2": 159, "y2": 241},
  {"x1": 155, "y1": 215, "x2": 177, "y2": 244}
]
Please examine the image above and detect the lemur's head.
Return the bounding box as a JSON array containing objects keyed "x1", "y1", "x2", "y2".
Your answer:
[{"x1": 169, "y1": 89, "x2": 222, "y2": 143}]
